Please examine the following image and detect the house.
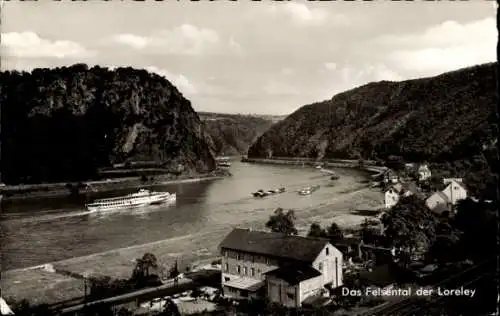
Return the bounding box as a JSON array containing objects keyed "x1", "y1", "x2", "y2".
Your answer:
[
  {"x1": 384, "y1": 187, "x2": 400, "y2": 209},
  {"x1": 400, "y1": 182, "x2": 426, "y2": 199},
  {"x1": 383, "y1": 169, "x2": 399, "y2": 184},
  {"x1": 441, "y1": 179, "x2": 467, "y2": 205},
  {"x1": 416, "y1": 164, "x2": 431, "y2": 181},
  {"x1": 425, "y1": 191, "x2": 450, "y2": 214},
  {"x1": 219, "y1": 228, "x2": 343, "y2": 308},
  {"x1": 0, "y1": 297, "x2": 14, "y2": 315}
]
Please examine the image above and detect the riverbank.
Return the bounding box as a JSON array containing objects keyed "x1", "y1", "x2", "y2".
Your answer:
[
  {"x1": 241, "y1": 157, "x2": 386, "y2": 176},
  {"x1": 2, "y1": 182, "x2": 383, "y2": 305},
  {"x1": 0, "y1": 170, "x2": 231, "y2": 201}
]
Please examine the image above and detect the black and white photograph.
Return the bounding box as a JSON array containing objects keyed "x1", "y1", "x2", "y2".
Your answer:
[{"x1": 0, "y1": 1, "x2": 498, "y2": 315}]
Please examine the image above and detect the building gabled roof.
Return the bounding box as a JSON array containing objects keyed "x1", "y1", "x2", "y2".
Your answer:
[
  {"x1": 219, "y1": 228, "x2": 330, "y2": 263},
  {"x1": 389, "y1": 183, "x2": 403, "y2": 193},
  {"x1": 434, "y1": 191, "x2": 450, "y2": 203},
  {"x1": 444, "y1": 180, "x2": 467, "y2": 192},
  {"x1": 0, "y1": 297, "x2": 14, "y2": 315},
  {"x1": 417, "y1": 164, "x2": 430, "y2": 172},
  {"x1": 264, "y1": 265, "x2": 322, "y2": 285}
]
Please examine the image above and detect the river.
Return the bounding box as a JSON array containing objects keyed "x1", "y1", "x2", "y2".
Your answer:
[{"x1": 0, "y1": 161, "x2": 380, "y2": 272}]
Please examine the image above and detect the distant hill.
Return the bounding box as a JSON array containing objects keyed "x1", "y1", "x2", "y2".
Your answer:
[
  {"x1": 0, "y1": 64, "x2": 216, "y2": 185},
  {"x1": 248, "y1": 63, "x2": 498, "y2": 199},
  {"x1": 198, "y1": 112, "x2": 283, "y2": 156}
]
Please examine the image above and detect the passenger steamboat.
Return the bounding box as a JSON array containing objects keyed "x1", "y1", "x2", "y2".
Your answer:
[{"x1": 85, "y1": 189, "x2": 176, "y2": 212}]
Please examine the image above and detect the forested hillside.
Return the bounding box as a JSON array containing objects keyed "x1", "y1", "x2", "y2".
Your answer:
[
  {"x1": 0, "y1": 64, "x2": 216, "y2": 185},
  {"x1": 248, "y1": 63, "x2": 498, "y2": 199},
  {"x1": 199, "y1": 112, "x2": 282, "y2": 156}
]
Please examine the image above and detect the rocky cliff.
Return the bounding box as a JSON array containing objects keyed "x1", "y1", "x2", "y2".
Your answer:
[
  {"x1": 199, "y1": 112, "x2": 281, "y2": 156},
  {"x1": 248, "y1": 63, "x2": 497, "y2": 162},
  {"x1": 0, "y1": 64, "x2": 216, "y2": 184}
]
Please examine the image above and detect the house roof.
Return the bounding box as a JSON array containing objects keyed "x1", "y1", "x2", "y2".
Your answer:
[
  {"x1": 219, "y1": 228, "x2": 330, "y2": 263},
  {"x1": 223, "y1": 277, "x2": 265, "y2": 292},
  {"x1": 390, "y1": 183, "x2": 403, "y2": 193},
  {"x1": 0, "y1": 298, "x2": 14, "y2": 315},
  {"x1": 436, "y1": 191, "x2": 450, "y2": 202},
  {"x1": 444, "y1": 180, "x2": 467, "y2": 192},
  {"x1": 418, "y1": 164, "x2": 430, "y2": 172},
  {"x1": 359, "y1": 264, "x2": 399, "y2": 288},
  {"x1": 263, "y1": 265, "x2": 322, "y2": 285}
]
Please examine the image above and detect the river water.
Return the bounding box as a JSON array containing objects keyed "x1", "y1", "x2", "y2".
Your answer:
[{"x1": 1, "y1": 161, "x2": 376, "y2": 271}]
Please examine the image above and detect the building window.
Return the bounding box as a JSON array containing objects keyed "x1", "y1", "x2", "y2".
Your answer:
[
  {"x1": 244, "y1": 267, "x2": 248, "y2": 275},
  {"x1": 237, "y1": 253, "x2": 242, "y2": 260},
  {"x1": 287, "y1": 293, "x2": 295, "y2": 300},
  {"x1": 326, "y1": 248, "x2": 329, "y2": 256},
  {"x1": 318, "y1": 262, "x2": 323, "y2": 271},
  {"x1": 225, "y1": 263, "x2": 229, "y2": 272},
  {"x1": 251, "y1": 255, "x2": 255, "y2": 263},
  {"x1": 266, "y1": 258, "x2": 270, "y2": 265},
  {"x1": 251, "y1": 268, "x2": 255, "y2": 276},
  {"x1": 224, "y1": 277, "x2": 230, "y2": 282},
  {"x1": 237, "y1": 265, "x2": 241, "y2": 274}
]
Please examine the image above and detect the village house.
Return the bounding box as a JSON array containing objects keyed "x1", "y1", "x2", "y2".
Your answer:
[
  {"x1": 384, "y1": 182, "x2": 424, "y2": 209},
  {"x1": 425, "y1": 191, "x2": 450, "y2": 214},
  {"x1": 425, "y1": 179, "x2": 467, "y2": 214},
  {"x1": 0, "y1": 297, "x2": 14, "y2": 315},
  {"x1": 219, "y1": 228, "x2": 343, "y2": 308},
  {"x1": 382, "y1": 169, "x2": 399, "y2": 184},
  {"x1": 416, "y1": 164, "x2": 432, "y2": 182},
  {"x1": 384, "y1": 186, "x2": 400, "y2": 209},
  {"x1": 441, "y1": 179, "x2": 467, "y2": 205}
]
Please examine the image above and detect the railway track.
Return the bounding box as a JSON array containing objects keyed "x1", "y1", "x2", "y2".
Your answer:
[{"x1": 359, "y1": 260, "x2": 493, "y2": 316}]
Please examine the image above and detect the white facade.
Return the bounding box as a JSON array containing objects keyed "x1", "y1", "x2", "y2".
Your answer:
[
  {"x1": 384, "y1": 189, "x2": 400, "y2": 209},
  {"x1": 417, "y1": 165, "x2": 431, "y2": 181},
  {"x1": 442, "y1": 180, "x2": 467, "y2": 205},
  {"x1": 311, "y1": 244, "x2": 343, "y2": 289}
]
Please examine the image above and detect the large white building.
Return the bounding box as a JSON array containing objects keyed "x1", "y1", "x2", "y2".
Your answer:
[{"x1": 219, "y1": 228, "x2": 343, "y2": 308}]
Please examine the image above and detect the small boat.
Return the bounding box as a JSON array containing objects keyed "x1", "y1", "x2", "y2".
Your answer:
[
  {"x1": 252, "y1": 187, "x2": 286, "y2": 198},
  {"x1": 215, "y1": 157, "x2": 231, "y2": 168},
  {"x1": 298, "y1": 185, "x2": 320, "y2": 196},
  {"x1": 85, "y1": 189, "x2": 176, "y2": 212},
  {"x1": 315, "y1": 165, "x2": 322, "y2": 169},
  {"x1": 331, "y1": 174, "x2": 340, "y2": 180}
]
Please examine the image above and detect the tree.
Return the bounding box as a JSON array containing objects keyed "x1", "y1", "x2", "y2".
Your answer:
[
  {"x1": 131, "y1": 252, "x2": 159, "y2": 286},
  {"x1": 307, "y1": 223, "x2": 327, "y2": 238},
  {"x1": 382, "y1": 195, "x2": 439, "y2": 265},
  {"x1": 266, "y1": 208, "x2": 298, "y2": 235},
  {"x1": 159, "y1": 298, "x2": 181, "y2": 316},
  {"x1": 326, "y1": 222, "x2": 344, "y2": 243}
]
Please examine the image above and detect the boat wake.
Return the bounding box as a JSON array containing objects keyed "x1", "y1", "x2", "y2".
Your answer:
[{"x1": 1, "y1": 209, "x2": 94, "y2": 224}]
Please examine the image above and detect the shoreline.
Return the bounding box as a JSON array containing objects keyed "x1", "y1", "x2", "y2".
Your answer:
[
  {"x1": 0, "y1": 171, "x2": 230, "y2": 202},
  {"x1": 241, "y1": 157, "x2": 386, "y2": 176}
]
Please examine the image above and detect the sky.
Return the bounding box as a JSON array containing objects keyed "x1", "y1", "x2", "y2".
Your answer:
[{"x1": 1, "y1": 1, "x2": 497, "y2": 115}]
